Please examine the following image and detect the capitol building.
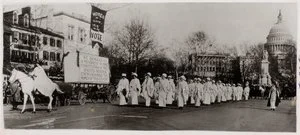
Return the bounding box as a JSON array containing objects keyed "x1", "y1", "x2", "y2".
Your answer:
[{"x1": 264, "y1": 10, "x2": 296, "y2": 75}]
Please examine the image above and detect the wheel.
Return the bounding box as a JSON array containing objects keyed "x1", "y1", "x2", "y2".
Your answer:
[
  {"x1": 78, "y1": 93, "x2": 86, "y2": 105},
  {"x1": 91, "y1": 95, "x2": 98, "y2": 103}
]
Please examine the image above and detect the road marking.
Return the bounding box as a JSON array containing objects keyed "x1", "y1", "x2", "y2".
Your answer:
[{"x1": 17, "y1": 116, "x2": 66, "y2": 128}]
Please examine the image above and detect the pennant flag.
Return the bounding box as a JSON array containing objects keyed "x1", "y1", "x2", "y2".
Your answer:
[{"x1": 90, "y1": 5, "x2": 106, "y2": 48}]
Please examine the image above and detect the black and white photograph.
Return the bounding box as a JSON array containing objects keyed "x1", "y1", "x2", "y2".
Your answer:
[{"x1": 1, "y1": 0, "x2": 298, "y2": 134}]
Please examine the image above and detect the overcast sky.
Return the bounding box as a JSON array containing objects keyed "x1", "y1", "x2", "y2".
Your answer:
[{"x1": 4, "y1": 3, "x2": 297, "y2": 51}]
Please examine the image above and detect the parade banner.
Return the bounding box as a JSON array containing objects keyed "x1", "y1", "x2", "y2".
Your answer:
[
  {"x1": 64, "y1": 52, "x2": 110, "y2": 84},
  {"x1": 90, "y1": 5, "x2": 106, "y2": 48},
  {"x1": 79, "y1": 53, "x2": 110, "y2": 84}
]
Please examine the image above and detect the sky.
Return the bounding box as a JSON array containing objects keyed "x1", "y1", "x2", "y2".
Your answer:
[{"x1": 3, "y1": 2, "x2": 297, "y2": 53}]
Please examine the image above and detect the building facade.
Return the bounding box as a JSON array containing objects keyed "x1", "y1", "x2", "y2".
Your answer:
[
  {"x1": 189, "y1": 52, "x2": 238, "y2": 83},
  {"x1": 3, "y1": 7, "x2": 64, "y2": 77},
  {"x1": 265, "y1": 10, "x2": 296, "y2": 75}
]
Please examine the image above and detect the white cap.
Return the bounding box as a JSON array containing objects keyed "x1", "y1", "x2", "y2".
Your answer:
[
  {"x1": 162, "y1": 73, "x2": 167, "y2": 77},
  {"x1": 206, "y1": 77, "x2": 211, "y2": 81},
  {"x1": 122, "y1": 73, "x2": 126, "y2": 77}
]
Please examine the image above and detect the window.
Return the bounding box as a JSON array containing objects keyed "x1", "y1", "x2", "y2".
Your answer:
[
  {"x1": 13, "y1": 31, "x2": 19, "y2": 42},
  {"x1": 43, "y1": 51, "x2": 49, "y2": 60},
  {"x1": 23, "y1": 14, "x2": 29, "y2": 27},
  {"x1": 22, "y1": 33, "x2": 28, "y2": 44},
  {"x1": 43, "y1": 37, "x2": 48, "y2": 45},
  {"x1": 50, "y1": 38, "x2": 55, "y2": 47},
  {"x1": 13, "y1": 11, "x2": 18, "y2": 24},
  {"x1": 30, "y1": 35, "x2": 36, "y2": 46},
  {"x1": 78, "y1": 27, "x2": 86, "y2": 43},
  {"x1": 68, "y1": 25, "x2": 74, "y2": 40},
  {"x1": 50, "y1": 52, "x2": 56, "y2": 61},
  {"x1": 56, "y1": 53, "x2": 61, "y2": 62},
  {"x1": 57, "y1": 40, "x2": 62, "y2": 48}
]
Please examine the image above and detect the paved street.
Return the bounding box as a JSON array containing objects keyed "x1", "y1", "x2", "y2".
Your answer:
[{"x1": 3, "y1": 99, "x2": 296, "y2": 131}]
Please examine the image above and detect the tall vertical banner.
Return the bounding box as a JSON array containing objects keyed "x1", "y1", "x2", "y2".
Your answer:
[{"x1": 90, "y1": 6, "x2": 107, "y2": 48}]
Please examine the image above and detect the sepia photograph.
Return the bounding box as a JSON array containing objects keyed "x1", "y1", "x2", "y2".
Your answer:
[{"x1": 1, "y1": 0, "x2": 298, "y2": 133}]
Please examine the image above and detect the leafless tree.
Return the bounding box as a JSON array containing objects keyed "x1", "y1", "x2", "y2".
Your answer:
[
  {"x1": 112, "y1": 17, "x2": 155, "y2": 72},
  {"x1": 185, "y1": 31, "x2": 215, "y2": 54}
]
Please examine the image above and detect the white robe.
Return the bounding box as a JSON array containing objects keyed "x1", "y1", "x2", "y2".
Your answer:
[
  {"x1": 237, "y1": 86, "x2": 243, "y2": 101},
  {"x1": 233, "y1": 86, "x2": 238, "y2": 101},
  {"x1": 142, "y1": 77, "x2": 155, "y2": 106},
  {"x1": 244, "y1": 86, "x2": 250, "y2": 100},
  {"x1": 216, "y1": 84, "x2": 222, "y2": 103},
  {"x1": 210, "y1": 84, "x2": 217, "y2": 103},
  {"x1": 177, "y1": 80, "x2": 189, "y2": 107},
  {"x1": 195, "y1": 83, "x2": 203, "y2": 106},
  {"x1": 221, "y1": 86, "x2": 227, "y2": 102},
  {"x1": 203, "y1": 82, "x2": 212, "y2": 105},
  {"x1": 116, "y1": 78, "x2": 129, "y2": 105},
  {"x1": 188, "y1": 83, "x2": 196, "y2": 104},
  {"x1": 129, "y1": 78, "x2": 141, "y2": 105},
  {"x1": 167, "y1": 79, "x2": 175, "y2": 105},
  {"x1": 158, "y1": 79, "x2": 169, "y2": 107}
]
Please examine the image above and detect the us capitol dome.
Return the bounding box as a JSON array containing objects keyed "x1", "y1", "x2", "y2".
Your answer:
[{"x1": 265, "y1": 10, "x2": 295, "y2": 58}]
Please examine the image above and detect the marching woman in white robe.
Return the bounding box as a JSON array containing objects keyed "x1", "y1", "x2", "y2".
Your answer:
[
  {"x1": 203, "y1": 78, "x2": 212, "y2": 105},
  {"x1": 210, "y1": 80, "x2": 217, "y2": 104},
  {"x1": 177, "y1": 76, "x2": 188, "y2": 109},
  {"x1": 116, "y1": 73, "x2": 129, "y2": 106},
  {"x1": 216, "y1": 81, "x2": 222, "y2": 103},
  {"x1": 221, "y1": 83, "x2": 227, "y2": 102},
  {"x1": 243, "y1": 82, "x2": 250, "y2": 100},
  {"x1": 237, "y1": 83, "x2": 243, "y2": 101},
  {"x1": 188, "y1": 79, "x2": 196, "y2": 104},
  {"x1": 167, "y1": 76, "x2": 176, "y2": 105},
  {"x1": 232, "y1": 84, "x2": 238, "y2": 101},
  {"x1": 129, "y1": 73, "x2": 141, "y2": 105},
  {"x1": 158, "y1": 73, "x2": 169, "y2": 107},
  {"x1": 142, "y1": 72, "x2": 155, "y2": 107},
  {"x1": 226, "y1": 84, "x2": 232, "y2": 101},
  {"x1": 267, "y1": 81, "x2": 280, "y2": 111},
  {"x1": 195, "y1": 78, "x2": 203, "y2": 107},
  {"x1": 154, "y1": 77, "x2": 161, "y2": 104}
]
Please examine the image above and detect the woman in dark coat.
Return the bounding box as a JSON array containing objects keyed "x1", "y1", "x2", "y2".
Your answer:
[{"x1": 267, "y1": 81, "x2": 281, "y2": 111}]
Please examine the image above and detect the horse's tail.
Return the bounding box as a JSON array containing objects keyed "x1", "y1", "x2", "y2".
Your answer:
[{"x1": 54, "y1": 83, "x2": 64, "y2": 94}]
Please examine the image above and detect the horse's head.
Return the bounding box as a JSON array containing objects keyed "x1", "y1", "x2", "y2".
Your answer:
[{"x1": 9, "y1": 69, "x2": 18, "y2": 83}]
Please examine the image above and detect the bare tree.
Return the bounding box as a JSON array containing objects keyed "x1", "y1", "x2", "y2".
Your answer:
[
  {"x1": 113, "y1": 17, "x2": 155, "y2": 72},
  {"x1": 186, "y1": 31, "x2": 215, "y2": 54}
]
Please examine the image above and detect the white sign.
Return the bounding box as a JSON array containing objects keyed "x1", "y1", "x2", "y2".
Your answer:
[
  {"x1": 79, "y1": 53, "x2": 110, "y2": 84},
  {"x1": 64, "y1": 52, "x2": 110, "y2": 84}
]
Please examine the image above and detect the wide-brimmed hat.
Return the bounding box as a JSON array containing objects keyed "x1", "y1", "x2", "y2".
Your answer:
[
  {"x1": 121, "y1": 73, "x2": 126, "y2": 77},
  {"x1": 146, "y1": 72, "x2": 151, "y2": 77},
  {"x1": 132, "y1": 72, "x2": 138, "y2": 77},
  {"x1": 168, "y1": 75, "x2": 172, "y2": 78},
  {"x1": 180, "y1": 75, "x2": 186, "y2": 81},
  {"x1": 206, "y1": 77, "x2": 211, "y2": 81}
]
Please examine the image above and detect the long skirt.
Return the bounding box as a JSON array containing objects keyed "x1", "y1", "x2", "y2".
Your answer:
[
  {"x1": 177, "y1": 93, "x2": 184, "y2": 107},
  {"x1": 130, "y1": 90, "x2": 139, "y2": 105},
  {"x1": 203, "y1": 92, "x2": 211, "y2": 105},
  {"x1": 210, "y1": 93, "x2": 215, "y2": 103},
  {"x1": 119, "y1": 94, "x2": 127, "y2": 105},
  {"x1": 217, "y1": 93, "x2": 222, "y2": 103},
  {"x1": 221, "y1": 92, "x2": 227, "y2": 102},
  {"x1": 195, "y1": 95, "x2": 201, "y2": 107},
  {"x1": 227, "y1": 91, "x2": 232, "y2": 100},
  {"x1": 244, "y1": 93, "x2": 249, "y2": 100},
  {"x1": 166, "y1": 92, "x2": 173, "y2": 105},
  {"x1": 190, "y1": 95, "x2": 195, "y2": 104},
  {"x1": 143, "y1": 91, "x2": 151, "y2": 107},
  {"x1": 158, "y1": 91, "x2": 166, "y2": 107}
]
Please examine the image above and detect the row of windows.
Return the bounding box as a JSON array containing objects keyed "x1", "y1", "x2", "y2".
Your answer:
[
  {"x1": 43, "y1": 36, "x2": 62, "y2": 48},
  {"x1": 13, "y1": 31, "x2": 40, "y2": 46},
  {"x1": 196, "y1": 66, "x2": 226, "y2": 72},
  {"x1": 43, "y1": 51, "x2": 61, "y2": 62},
  {"x1": 67, "y1": 25, "x2": 87, "y2": 43},
  {"x1": 11, "y1": 50, "x2": 38, "y2": 64}
]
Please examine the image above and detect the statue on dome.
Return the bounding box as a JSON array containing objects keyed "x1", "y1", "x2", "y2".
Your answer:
[{"x1": 263, "y1": 50, "x2": 269, "y2": 60}]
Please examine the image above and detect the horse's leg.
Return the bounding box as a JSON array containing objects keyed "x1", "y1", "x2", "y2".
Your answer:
[
  {"x1": 21, "y1": 94, "x2": 28, "y2": 114},
  {"x1": 48, "y1": 96, "x2": 53, "y2": 112},
  {"x1": 29, "y1": 94, "x2": 36, "y2": 113}
]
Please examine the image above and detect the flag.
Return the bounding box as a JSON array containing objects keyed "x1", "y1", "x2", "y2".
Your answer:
[{"x1": 90, "y1": 6, "x2": 106, "y2": 48}]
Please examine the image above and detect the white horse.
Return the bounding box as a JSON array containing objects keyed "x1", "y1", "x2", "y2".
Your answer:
[
  {"x1": 29, "y1": 64, "x2": 63, "y2": 112},
  {"x1": 9, "y1": 65, "x2": 63, "y2": 113},
  {"x1": 9, "y1": 69, "x2": 36, "y2": 113}
]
